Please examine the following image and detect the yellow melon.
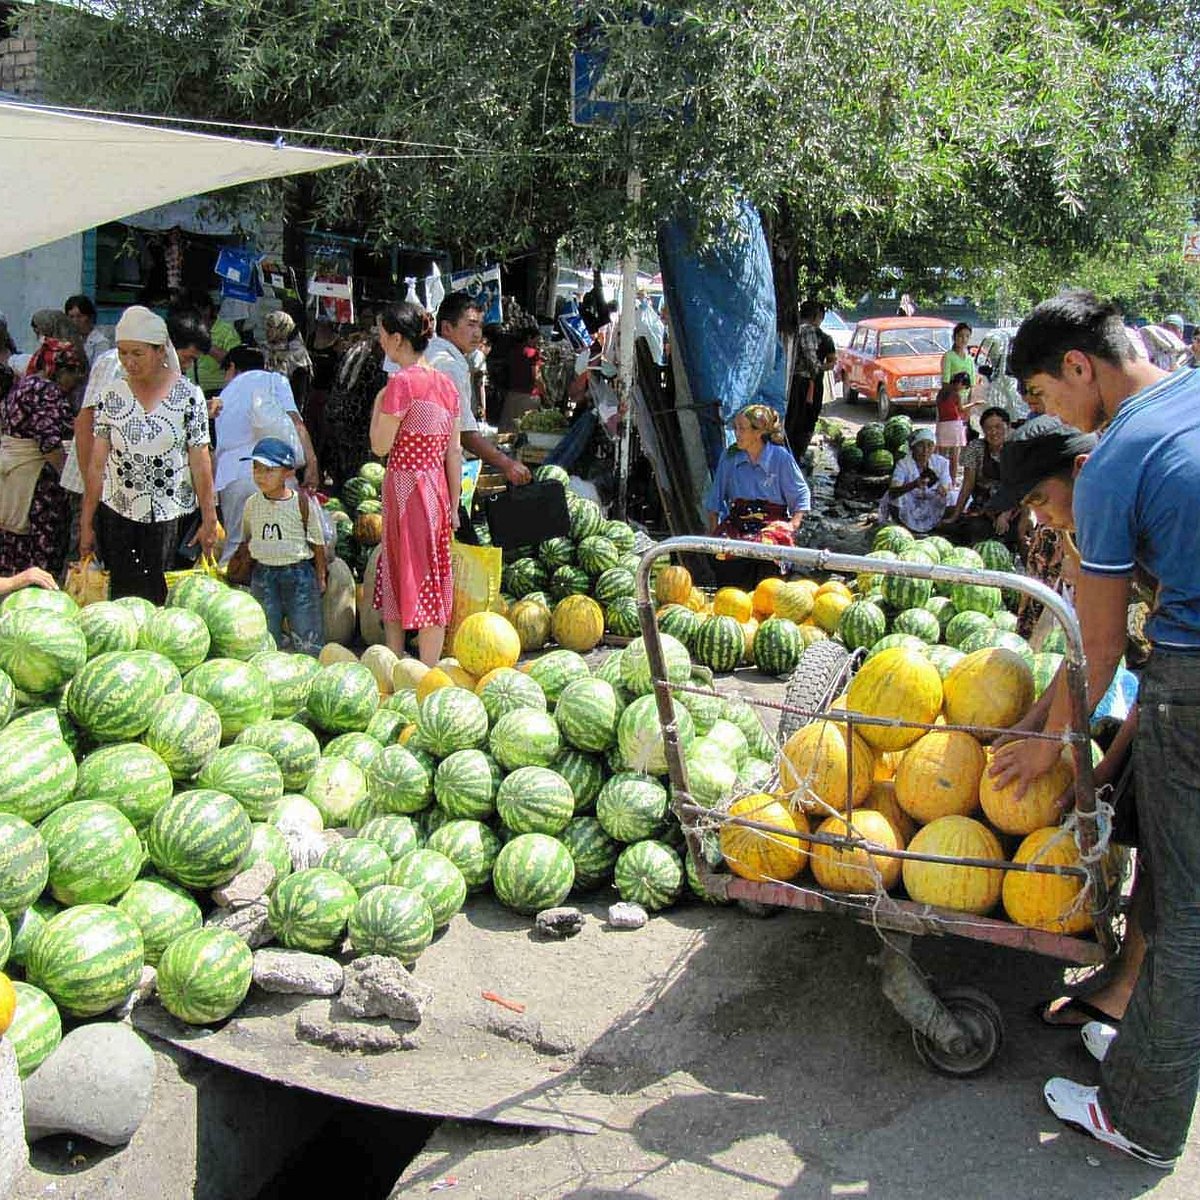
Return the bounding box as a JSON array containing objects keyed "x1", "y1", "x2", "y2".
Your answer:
[
  {"x1": 318, "y1": 643, "x2": 358, "y2": 667},
  {"x1": 655, "y1": 564, "x2": 693, "y2": 606},
  {"x1": 551, "y1": 594, "x2": 605, "y2": 653},
  {"x1": 774, "y1": 581, "x2": 815, "y2": 623},
  {"x1": 845, "y1": 646, "x2": 943, "y2": 752},
  {"x1": 979, "y1": 746, "x2": 1073, "y2": 835},
  {"x1": 810, "y1": 810, "x2": 903, "y2": 893},
  {"x1": 360, "y1": 644, "x2": 400, "y2": 695},
  {"x1": 1002, "y1": 825, "x2": 1093, "y2": 934},
  {"x1": 445, "y1": 665, "x2": 478, "y2": 690},
  {"x1": 752, "y1": 576, "x2": 786, "y2": 618},
  {"x1": 392, "y1": 656, "x2": 429, "y2": 693},
  {"x1": 741, "y1": 618, "x2": 758, "y2": 659},
  {"x1": 398, "y1": 723, "x2": 418, "y2": 745},
  {"x1": 902, "y1": 816, "x2": 1004, "y2": 914},
  {"x1": 798, "y1": 625, "x2": 828, "y2": 646},
  {"x1": 811, "y1": 590, "x2": 852, "y2": 633},
  {"x1": 894, "y1": 729, "x2": 986, "y2": 824},
  {"x1": 719, "y1": 793, "x2": 809, "y2": 883},
  {"x1": 780, "y1": 720, "x2": 875, "y2": 815},
  {"x1": 453, "y1": 611, "x2": 521, "y2": 677},
  {"x1": 815, "y1": 579, "x2": 853, "y2": 601},
  {"x1": 416, "y1": 667, "x2": 455, "y2": 702},
  {"x1": 713, "y1": 587, "x2": 754, "y2": 623},
  {"x1": 510, "y1": 598, "x2": 552, "y2": 652},
  {"x1": 0, "y1": 972, "x2": 14, "y2": 1037},
  {"x1": 942, "y1": 648, "x2": 1035, "y2": 735},
  {"x1": 873, "y1": 750, "x2": 903, "y2": 781},
  {"x1": 863, "y1": 780, "x2": 917, "y2": 845},
  {"x1": 685, "y1": 587, "x2": 709, "y2": 613},
  {"x1": 490, "y1": 594, "x2": 511, "y2": 619}
]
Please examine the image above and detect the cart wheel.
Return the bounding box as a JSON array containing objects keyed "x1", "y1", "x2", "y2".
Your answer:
[
  {"x1": 911, "y1": 986, "x2": 1005, "y2": 1077},
  {"x1": 778, "y1": 640, "x2": 853, "y2": 743}
]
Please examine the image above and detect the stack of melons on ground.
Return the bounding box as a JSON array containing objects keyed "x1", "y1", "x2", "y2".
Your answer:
[
  {"x1": 0, "y1": 581, "x2": 769, "y2": 1083},
  {"x1": 836, "y1": 415, "x2": 913, "y2": 477}
]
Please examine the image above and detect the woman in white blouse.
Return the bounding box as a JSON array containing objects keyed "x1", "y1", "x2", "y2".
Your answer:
[{"x1": 79, "y1": 306, "x2": 218, "y2": 604}]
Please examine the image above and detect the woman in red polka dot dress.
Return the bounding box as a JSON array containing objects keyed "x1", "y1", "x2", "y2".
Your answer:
[{"x1": 369, "y1": 301, "x2": 462, "y2": 665}]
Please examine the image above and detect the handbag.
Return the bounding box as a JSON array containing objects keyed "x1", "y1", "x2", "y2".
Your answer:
[
  {"x1": 64, "y1": 555, "x2": 110, "y2": 607},
  {"x1": 483, "y1": 480, "x2": 571, "y2": 548}
]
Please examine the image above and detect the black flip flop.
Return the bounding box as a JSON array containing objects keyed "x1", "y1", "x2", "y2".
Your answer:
[{"x1": 1035, "y1": 997, "x2": 1123, "y2": 1029}]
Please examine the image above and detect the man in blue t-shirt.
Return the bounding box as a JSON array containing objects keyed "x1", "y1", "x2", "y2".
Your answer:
[{"x1": 992, "y1": 290, "x2": 1200, "y2": 1171}]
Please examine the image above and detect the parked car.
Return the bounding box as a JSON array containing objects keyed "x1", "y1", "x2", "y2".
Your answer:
[
  {"x1": 821, "y1": 309, "x2": 853, "y2": 351},
  {"x1": 838, "y1": 316, "x2": 955, "y2": 419},
  {"x1": 972, "y1": 329, "x2": 1028, "y2": 423}
]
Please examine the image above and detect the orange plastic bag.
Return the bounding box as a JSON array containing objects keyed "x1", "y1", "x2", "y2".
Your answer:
[{"x1": 63, "y1": 555, "x2": 110, "y2": 607}]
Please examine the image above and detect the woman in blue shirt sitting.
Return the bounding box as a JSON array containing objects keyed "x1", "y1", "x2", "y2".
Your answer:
[{"x1": 705, "y1": 404, "x2": 810, "y2": 585}]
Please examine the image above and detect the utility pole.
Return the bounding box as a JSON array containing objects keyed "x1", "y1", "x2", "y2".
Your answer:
[{"x1": 615, "y1": 160, "x2": 641, "y2": 521}]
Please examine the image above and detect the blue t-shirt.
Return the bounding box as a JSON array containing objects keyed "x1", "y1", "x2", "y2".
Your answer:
[
  {"x1": 1074, "y1": 367, "x2": 1200, "y2": 649},
  {"x1": 704, "y1": 441, "x2": 811, "y2": 521}
]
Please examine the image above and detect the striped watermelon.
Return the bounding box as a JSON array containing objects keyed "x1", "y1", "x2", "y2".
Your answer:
[
  {"x1": 345, "y1": 795, "x2": 378, "y2": 832},
  {"x1": 594, "y1": 567, "x2": 636, "y2": 605},
  {"x1": 576, "y1": 535, "x2": 620, "y2": 577},
  {"x1": 39, "y1": 800, "x2": 143, "y2": 904},
  {"x1": 489, "y1": 708, "x2": 561, "y2": 770},
  {"x1": 752, "y1": 617, "x2": 804, "y2": 676},
  {"x1": 525, "y1": 649, "x2": 590, "y2": 705},
  {"x1": 249, "y1": 650, "x2": 320, "y2": 719},
  {"x1": 367, "y1": 745, "x2": 432, "y2": 815},
  {"x1": 305, "y1": 757, "x2": 367, "y2": 828},
  {"x1": 27, "y1": 904, "x2": 144, "y2": 1017},
  {"x1": 116, "y1": 877, "x2": 203, "y2": 966},
  {"x1": 8, "y1": 898, "x2": 57, "y2": 969},
  {"x1": 7, "y1": 981, "x2": 62, "y2": 1077},
  {"x1": 427, "y1": 819, "x2": 502, "y2": 890},
  {"x1": 701, "y1": 719, "x2": 748, "y2": 765},
  {"x1": 614, "y1": 840, "x2": 683, "y2": 910},
  {"x1": 559, "y1": 816, "x2": 621, "y2": 889},
  {"x1": 414, "y1": 804, "x2": 450, "y2": 843},
  {"x1": 944, "y1": 609, "x2": 993, "y2": 648},
  {"x1": 156, "y1": 927, "x2": 253, "y2": 1024},
  {"x1": 675, "y1": 686, "x2": 724, "y2": 737},
  {"x1": 923, "y1": 594, "x2": 956, "y2": 633},
  {"x1": 839, "y1": 600, "x2": 887, "y2": 652},
  {"x1": 74, "y1": 743, "x2": 173, "y2": 829},
  {"x1": 434, "y1": 749, "x2": 498, "y2": 820},
  {"x1": 892, "y1": 607, "x2": 941, "y2": 644},
  {"x1": 0, "y1": 609, "x2": 87, "y2": 694},
  {"x1": 0, "y1": 911, "x2": 12, "y2": 970},
  {"x1": 365, "y1": 708, "x2": 406, "y2": 746},
  {"x1": 989, "y1": 629, "x2": 1036, "y2": 669},
  {"x1": 66, "y1": 651, "x2": 164, "y2": 742},
  {"x1": 320, "y1": 838, "x2": 390, "y2": 893},
  {"x1": 477, "y1": 668, "x2": 546, "y2": 724},
  {"x1": 553, "y1": 747, "x2": 605, "y2": 814},
  {"x1": 357, "y1": 814, "x2": 421, "y2": 862},
  {"x1": 951, "y1": 582, "x2": 1001, "y2": 617},
  {"x1": 235, "y1": 719, "x2": 321, "y2": 791},
  {"x1": 268, "y1": 867, "x2": 359, "y2": 951},
  {"x1": 1032, "y1": 651, "x2": 1063, "y2": 699},
  {"x1": 855, "y1": 549, "x2": 897, "y2": 593},
  {"x1": 925, "y1": 643, "x2": 966, "y2": 679},
  {"x1": 568, "y1": 496, "x2": 604, "y2": 540},
  {"x1": 992, "y1": 610, "x2": 1019, "y2": 633},
  {"x1": 693, "y1": 615, "x2": 744, "y2": 673},
  {"x1": 621, "y1": 633, "x2": 692, "y2": 696},
  {"x1": 417, "y1": 687, "x2": 489, "y2": 756},
  {"x1": 535, "y1": 463, "x2": 570, "y2": 486},
  {"x1": 872, "y1": 524, "x2": 914, "y2": 553},
  {"x1": 722, "y1": 698, "x2": 775, "y2": 761},
  {"x1": 0, "y1": 587, "x2": 78, "y2": 619},
  {"x1": 348, "y1": 885, "x2": 435, "y2": 961},
  {"x1": 974, "y1": 539, "x2": 1014, "y2": 572},
  {"x1": 538, "y1": 537, "x2": 576, "y2": 570},
  {"x1": 0, "y1": 812, "x2": 48, "y2": 919},
  {"x1": 605, "y1": 597, "x2": 641, "y2": 638},
  {"x1": 381, "y1": 689, "x2": 421, "y2": 721},
  {"x1": 114, "y1": 594, "x2": 156, "y2": 628},
  {"x1": 196, "y1": 745, "x2": 285, "y2": 821},
  {"x1": 78, "y1": 601, "x2": 140, "y2": 658},
  {"x1": 271, "y1": 794, "x2": 324, "y2": 832},
  {"x1": 202, "y1": 588, "x2": 270, "y2": 660},
  {"x1": 900, "y1": 544, "x2": 939, "y2": 568},
  {"x1": 146, "y1": 789, "x2": 253, "y2": 890},
  {"x1": 129, "y1": 648, "x2": 182, "y2": 695},
  {"x1": 880, "y1": 572, "x2": 933, "y2": 611},
  {"x1": 596, "y1": 772, "x2": 668, "y2": 843},
  {"x1": 864, "y1": 632, "x2": 926, "y2": 660},
  {"x1": 242, "y1": 822, "x2": 293, "y2": 888},
  {"x1": 604, "y1": 521, "x2": 637, "y2": 552},
  {"x1": 0, "y1": 726, "x2": 76, "y2": 822},
  {"x1": 138, "y1": 608, "x2": 211, "y2": 672},
  {"x1": 167, "y1": 570, "x2": 226, "y2": 614},
  {"x1": 502, "y1": 557, "x2": 547, "y2": 599},
  {"x1": 496, "y1": 766, "x2": 574, "y2": 835},
  {"x1": 306, "y1": 662, "x2": 380, "y2": 734},
  {"x1": 183, "y1": 658, "x2": 274, "y2": 742},
  {"x1": 324, "y1": 731, "x2": 384, "y2": 773},
  {"x1": 0, "y1": 667, "x2": 10, "y2": 729},
  {"x1": 616, "y1": 694, "x2": 695, "y2": 776},
  {"x1": 1041, "y1": 624, "x2": 1068, "y2": 656},
  {"x1": 684, "y1": 742, "x2": 738, "y2": 807},
  {"x1": 656, "y1": 604, "x2": 702, "y2": 650},
  {"x1": 387, "y1": 849, "x2": 467, "y2": 927},
  {"x1": 491, "y1": 833, "x2": 575, "y2": 915},
  {"x1": 142, "y1": 692, "x2": 223, "y2": 780},
  {"x1": 555, "y1": 678, "x2": 621, "y2": 753}
]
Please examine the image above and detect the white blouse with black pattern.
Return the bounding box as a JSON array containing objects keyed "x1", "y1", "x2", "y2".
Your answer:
[{"x1": 93, "y1": 376, "x2": 210, "y2": 523}]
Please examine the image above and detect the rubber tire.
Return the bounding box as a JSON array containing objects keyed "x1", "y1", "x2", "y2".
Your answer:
[
  {"x1": 911, "y1": 986, "x2": 1005, "y2": 1077},
  {"x1": 843, "y1": 384, "x2": 859, "y2": 405},
  {"x1": 876, "y1": 386, "x2": 892, "y2": 421},
  {"x1": 778, "y1": 639, "x2": 852, "y2": 744}
]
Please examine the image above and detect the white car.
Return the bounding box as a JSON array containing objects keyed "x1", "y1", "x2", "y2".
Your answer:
[{"x1": 822, "y1": 309, "x2": 853, "y2": 350}]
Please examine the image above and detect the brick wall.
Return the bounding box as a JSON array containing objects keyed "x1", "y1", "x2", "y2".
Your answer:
[{"x1": 0, "y1": 31, "x2": 40, "y2": 100}]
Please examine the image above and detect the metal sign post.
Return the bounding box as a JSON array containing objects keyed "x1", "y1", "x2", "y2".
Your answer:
[{"x1": 615, "y1": 164, "x2": 641, "y2": 521}]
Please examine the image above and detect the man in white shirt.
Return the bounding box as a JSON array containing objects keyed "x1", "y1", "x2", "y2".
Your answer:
[
  {"x1": 65, "y1": 294, "x2": 111, "y2": 366},
  {"x1": 214, "y1": 346, "x2": 319, "y2": 564}
]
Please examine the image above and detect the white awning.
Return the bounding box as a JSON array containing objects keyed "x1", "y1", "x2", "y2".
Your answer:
[{"x1": 0, "y1": 102, "x2": 358, "y2": 258}]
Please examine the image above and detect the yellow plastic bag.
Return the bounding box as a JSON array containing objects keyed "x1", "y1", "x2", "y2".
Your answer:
[
  {"x1": 448, "y1": 539, "x2": 502, "y2": 640},
  {"x1": 64, "y1": 555, "x2": 110, "y2": 607},
  {"x1": 164, "y1": 554, "x2": 226, "y2": 595}
]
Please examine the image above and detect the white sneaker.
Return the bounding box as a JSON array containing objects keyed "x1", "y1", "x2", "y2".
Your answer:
[
  {"x1": 1043, "y1": 1077, "x2": 1177, "y2": 1169},
  {"x1": 1081, "y1": 1020, "x2": 1118, "y2": 1063}
]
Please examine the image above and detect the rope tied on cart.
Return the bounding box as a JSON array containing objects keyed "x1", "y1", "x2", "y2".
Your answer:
[{"x1": 1021, "y1": 790, "x2": 1117, "y2": 922}]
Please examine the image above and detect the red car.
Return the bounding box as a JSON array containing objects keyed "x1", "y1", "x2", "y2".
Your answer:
[{"x1": 838, "y1": 316, "x2": 956, "y2": 419}]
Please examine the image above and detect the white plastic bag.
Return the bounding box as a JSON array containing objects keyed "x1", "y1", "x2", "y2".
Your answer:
[{"x1": 249, "y1": 374, "x2": 305, "y2": 466}]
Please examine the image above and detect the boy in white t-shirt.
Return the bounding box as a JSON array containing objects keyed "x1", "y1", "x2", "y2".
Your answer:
[{"x1": 241, "y1": 437, "x2": 326, "y2": 655}]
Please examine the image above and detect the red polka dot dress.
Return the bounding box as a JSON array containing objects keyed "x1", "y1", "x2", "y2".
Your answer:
[{"x1": 373, "y1": 364, "x2": 459, "y2": 629}]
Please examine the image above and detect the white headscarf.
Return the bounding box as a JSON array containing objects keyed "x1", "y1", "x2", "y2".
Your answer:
[{"x1": 114, "y1": 305, "x2": 181, "y2": 373}]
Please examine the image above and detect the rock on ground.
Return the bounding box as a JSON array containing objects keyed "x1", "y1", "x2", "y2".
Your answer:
[
  {"x1": 534, "y1": 907, "x2": 584, "y2": 939},
  {"x1": 211, "y1": 861, "x2": 276, "y2": 908},
  {"x1": 22, "y1": 1024, "x2": 155, "y2": 1146},
  {"x1": 280, "y1": 826, "x2": 326, "y2": 871},
  {"x1": 206, "y1": 900, "x2": 273, "y2": 949},
  {"x1": 114, "y1": 965, "x2": 158, "y2": 1021},
  {"x1": 607, "y1": 902, "x2": 648, "y2": 930},
  {"x1": 294, "y1": 1007, "x2": 421, "y2": 1054},
  {"x1": 334, "y1": 955, "x2": 433, "y2": 1023},
  {"x1": 0, "y1": 1042, "x2": 27, "y2": 1196},
  {"x1": 252, "y1": 949, "x2": 344, "y2": 996}
]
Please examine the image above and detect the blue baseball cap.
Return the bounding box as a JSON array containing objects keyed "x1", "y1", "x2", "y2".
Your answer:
[{"x1": 243, "y1": 437, "x2": 296, "y2": 468}]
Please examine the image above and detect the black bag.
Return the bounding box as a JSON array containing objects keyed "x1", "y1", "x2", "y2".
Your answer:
[{"x1": 484, "y1": 480, "x2": 571, "y2": 548}]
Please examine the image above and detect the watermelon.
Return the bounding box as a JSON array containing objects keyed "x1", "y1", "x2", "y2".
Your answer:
[
  {"x1": 345, "y1": 795, "x2": 378, "y2": 832},
  {"x1": 39, "y1": 800, "x2": 143, "y2": 905},
  {"x1": 0, "y1": 587, "x2": 77, "y2": 619},
  {"x1": 576, "y1": 535, "x2": 620, "y2": 577},
  {"x1": 892, "y1": 607, "x2": 941, "y2": 645},
  {"x1": 992, "y1": 610, "x2": 1019, "y2": 633},
  {"x1": 596, "y1": 772, "x2": 668, "y2": 843},
  {"x1": 559, "y1": 816, "x2": 621, "y2": 889},
  {"x1": 880, "y1": 571, "x2": 933, "y2": 611},
  {"x1": 674, "y1": 685, "x2": 724, "y2": 738},
  {"x1": 268, "y1": 867, "x2": 358, "y2": 951},
  {"x1": 250, "y1": 650, "x2": 320, "y2": 719},
  {"x1": 838, "y1": 444, "x2": 864, "y2": 472},
  {"x1": 616, "y1": 694, "x2": 695, "y2": 775},
  {"x1": 489, "y1": 708, "x2": 561, "y2": 771},
  {"x1": 857, "y1": 422, "x2": 886, "y2": 452},
  {"x1": 64, "y1": 651, "x2": 160, "y2": 742},
  {"x1": 621, "y1": 633, "x2": 692, "y2": 696},
  {"x1": 323, "y1": 731, "x2": 384, "y2": 773},
  {"x1": 196, "y1": 745, "x2": 285, "y2": 821},
  {"x1": 951, "y1": 582, "x2": 1002, "y2": 617},
  {"x1": 116, "y1": 877, "x2": 203, "y2": 966},
  {"x1": 721, "y1": 699, "x2": 776, "y2": 761},
  {"x1": 491, "y1": 833, "x2": 575, "y2": 915},
  {"x1": 923, "y1": 594, "x2": 956, "y2": 633},
  {"x1": 989, "y1": 629, "x2": 1036, "y2": 669},
  {"x1": 496, "y1": 766, "x2": 574, "y2": 835},
  {"x1": 864, "y1": 632, "x2": 926, "y2": 660},
  {"x1": 183, "y1": 658, "x2": 274, "y2": 742},
  {"x1": 127, "y1": 648, "x2": 182, "y2": 696},
  {"x1": 883, "y1": 414, "x2": 913, "y2": 449},
  {"x1": 434, "y1": 749, "x2": 498, "y2": 820},
  {"x1": 974, "y1": 539, "x2": 1014, "y2": 572},
  {"x1": 872, "y1": 525, "x2": 915, "y2": 554},
  {"x1": 78, "y1": 601, "x2": 140, "y2": 658},
  {"x1": 167, "y1": 570, "x2": 226, "y2": 613},
  {"x1": 414, "y1": 804, "x2": 450, "y2": 843},
  {"x1": 502, "y1": 557, "x2": 548, "y2": 599},
  {"x1": 925, "y1": 643, "x2": 966, "y2": 679},
  {"x1": 1032, "y1": 651, "x2": 1063, "y2": 699},
  {"x1": 146, "y1": 789, "x2": 253, "y2": 890},
  {"x1": 838, "y1": 600, "x2": 888, "y2": 652},
  {"x1": 347, "y1": 885, "x2": 435, "y2": 961},
  {"x1": 553, "y1": 747, "x2": 605, "y2": 814},
  {"x1": 751, "y1": 617, "x2": 803, "y2": 677},
  {"x1": 27, "y1": 903, "x2": 144, "y2": 1017},
  {"x1": 593, "y1": 649, "x2": 626, "y2": 689},
  {"x1": 555, "y1": 678, "x2": 621, "y2": 753},
  {"x1": 693, "y1": 615, "x2": 745, "y2": 673},
  {"x1": 7, "y1": 982, "x2": 62, "y2": 1077},
  {"x1": 357, "y1": 814, "x2": 421, "y2": 862},
  {"x1": 534, "y1": 464, "x2": 570, "y2": 486},
  {"x1": 865, "y1": 448, "x2": 894, "y2": 474},
  {"x1": 366, "y1": 745, "x2": 432, "y2": 814},
  {"x1": 137, "y1": 608, "x2": 210, "y2": 672},
  {"x1": 538, "y1": 537, "x2": 576, "y2": 570},
  {"x1": 381, "y1": 689, "x2": 421, "y2": 721},
  {"x1": 683, "y1": 741, "x2": 738, "y2": 807},
  {"x1": 271, "y1": 794, "x2": 324, "y2": 833},
  {"x1": 307, "y1": 662, "x2": 380, "y2": 734},
  {"x1": 114, "y1": 594, "x2": 156, "y2": 628},
  {"x1": 417, "y1": 686, "x2": 489, "y2": 756},
  {"x1": 427, "y1": 819, "x2": 502, "y2": 890},
  {"x1": 614, "y1": 840, "x2": 683, "y2": 910},
  {"x1": 202, "y1": 588, "x2": 270, "y2": 660},
  {"x1": 604, "y1": 597, "x2": 641, "y2": 638},
  {"x1": 8, "y1": 898, "x2": 57, "y2": 969},
  {"x1": 603, "y1": 520, "x2": 637, "y2": 552},
  {"x1": 1041, "y1": 625, "x2": 1068, "y2": 656},
  {"x1": 0, "y1": 812, "x2": 48, "y2": 919},
  {"x1": 156, "y1": 927, "x2": 253, "y2": 1024},
  {"x1": 0, "y1": 727, "x2": 76, "y2": 822},
  {"x1": 365, "y1": 708, "x2": 405, "y2": 746},
  {"x1": 944, "y1": 609, "x2": 993, "y2": 648},
  {"x1": 0, "y1": 609, "x2": 86, "y2": 695},
  {"x1": 656, "y1": 605, "x2": 701, "y2": 650},
  {"x1": 320, "y1": 838, "x2": 390, "y2": 893},
  {"x1": 525, "y1": 649, "x2": 590, "y2": 705},
  {"x1": 305, "y1": 757, "x2": 367, "y2": 828},
  {"x1": 568, "y1": 497, "x2": 604, "y2": 541},
  {"x1": 477, "y1": 668, "x2": 547, "y2": 724},
  {"x1": 72, "y1": 743, "x2": 172, "y2": 829},
  {"x1": 236, "y1": 719, "x2": 321, "y2": 791},
  {"x1": 594, "y1": 567, "x2": 636, "y2": 605},
  {"x1": 141, "y1": 692, "x2": 223, "y2": 781},
  {"x1": 387, "y1": 848, "x2": 467, "y2": 927},
  {"x1": 240, "y1": 822, "x2": 293, "y2": 889}
]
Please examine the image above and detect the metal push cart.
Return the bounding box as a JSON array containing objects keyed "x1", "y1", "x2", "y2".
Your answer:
[{"x1": 636, "y1": 537, "x2": 1120, "y2": 1076}]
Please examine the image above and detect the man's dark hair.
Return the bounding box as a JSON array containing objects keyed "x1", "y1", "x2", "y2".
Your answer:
[
  {"x1": 166, "y1": 308, "x2": 212, "y2": 354},
  {"x1": 64, "y1": 294, "x2": 97, "y2": 321},
  {"x1": 799, "y1": 300, "x2": 823, "y2": 321},
  {"x1": 952, "y1": 321, "x2": 972, "y2": 340},
  {"x1": 225, "y1": 345, "x2": 265, "y2": 373},
  {"x1": 436, "y1": 292, "x2": 483, "y2": 333},
  {"x1": 979, "y1": 405, "x2": 1011, "y2": 426},
  {"x1": 1007, "y1": 290, "x2": 1134, "y2": 383}
]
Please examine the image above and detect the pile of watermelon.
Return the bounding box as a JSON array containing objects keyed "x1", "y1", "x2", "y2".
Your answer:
[{"x1": 838, "y1": 415, "x2": 913, "y2": 477}]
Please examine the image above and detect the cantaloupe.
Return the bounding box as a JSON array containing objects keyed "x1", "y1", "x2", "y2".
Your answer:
[
  {"x1": 893, "y1": 730, "x2": 985, "y2": 824},
  {"x1": 845, "y1": 646, "x2": 943, "y2": 752},
  {"x1": 942, "y1": 647, "x2": 1034, "y2": 735},
  {"x1": 719, "y1": 793, "x2": 808, "y2": 883},
  {"x1": 979, "y1": 746, "x2": 1073, "y2": 835},
  {"x1": 863, "y1": 780, "x2": 916, "y2": 845},
  {"x1": 902, "y1": 816, "x2": 1004, "y2": 915},
  {"x1": 551, "y1": 595, "x2": 605, "y2": 653},
  {"x1": 780, "y1": 720, "x2": 875, "y2": 815},
  {"x1": 1002, "y1": 825, "x2": 1092, "y2": 934},
  {"x1": 810, "y1": 810, "x2": 902, "y2": 893}
]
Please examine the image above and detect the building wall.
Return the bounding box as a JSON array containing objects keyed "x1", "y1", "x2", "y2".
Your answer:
[
  {"x1": 0, "y1": 235, "x2": 85, "y2": 353},
  {"x1": 0, "y1": 23, "x2": 40, "y2": 101}
]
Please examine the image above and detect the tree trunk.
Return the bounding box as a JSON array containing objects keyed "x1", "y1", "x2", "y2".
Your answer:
[{"x1": 282, "y1": 175, "x2": 315, "y2": 318}]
